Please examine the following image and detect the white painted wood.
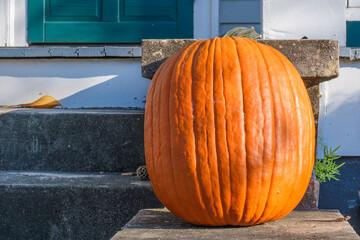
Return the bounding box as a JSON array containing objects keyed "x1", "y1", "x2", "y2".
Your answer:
[
  {"x1": 318, "y1": 59, "x2": 360, "y2": 156},
  {"x1": 0, "y1": 59, "x2": 150, "y2": 108},
  {"x1": 0, "y1": 0, "x2": 10, "y2": 46},
  {"x1": 219, "y1": 0, "x2": 262, "y2": 36},
  {"x1": 0, "y1": 0, "x2": 27, "y2": 46},
  {"x1": 9, "y1": 0, "x2": 27, "y2": 46},
  {"x1": 219, "y1": 0, "x2": 261, "y2": 23},
  {"x1": 211, "y1": 0, "x2": 220, "y2": 37},
  {"x1": 263, "y1": 0, "x2": 346, "y2": 47},
  {"x1": 348, "y1": 0, "x2": 360, "y2": 7},
  {"x1": 346, "y1": 7, "x2": 360, "y2": 20},
  {"x1": 317, "y1": 82, "x2": 327, "y2": 158},
  {"x1": 194, "y1": 0, "x2": 219, "y2": 38}
]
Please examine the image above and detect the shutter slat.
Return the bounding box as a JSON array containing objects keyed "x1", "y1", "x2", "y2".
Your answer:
[{"x1": 29, "y1": 0, "x2": 193, "y2": 43}]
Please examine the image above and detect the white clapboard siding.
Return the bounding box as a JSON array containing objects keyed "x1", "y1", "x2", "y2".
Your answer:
[
  {"x1": 219, "y1": 0, "x2": 262, "y2": 36},
  {"x1": 348, "y1": 0, "x2": 360, "y2": 8}
]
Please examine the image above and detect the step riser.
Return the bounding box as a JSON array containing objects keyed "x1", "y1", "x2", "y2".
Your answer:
[
  {"x1": 0, "y1": 109, "x2": 145, "y2": 172},
  {"x1": 0, "y1": 173, "x2": 162, "y2": 240}
]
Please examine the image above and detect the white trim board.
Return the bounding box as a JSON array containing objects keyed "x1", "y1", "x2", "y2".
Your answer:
[{"x1": 194, "y1": 0, "x2": 219, "y2": 38}]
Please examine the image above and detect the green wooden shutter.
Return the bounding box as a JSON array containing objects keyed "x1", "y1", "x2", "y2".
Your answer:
[
  {"x1": 347, "y1": 21, "x2": 360, "y2": 47},
  {"x1": 28, "y1": 0, "x2": 193, "y2": 43}
]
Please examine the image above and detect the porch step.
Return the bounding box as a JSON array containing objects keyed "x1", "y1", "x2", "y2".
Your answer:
[
  {"x1": 112, "y1": 208, "x2": 360, "y2": 240},
  {"x1": 0, "y1": 108, "x2": 145, "y2": 172},
  {"x1": 0, "y1": 171, "x2": 162, "y2": 240}
]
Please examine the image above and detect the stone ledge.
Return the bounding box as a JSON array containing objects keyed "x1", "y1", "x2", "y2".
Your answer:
[
  {"x1": 141, "y1": 39, "x2": 339, "y2": 87},
  {"x1": 112, "y1": 208, "x2": 359, "y2": 240},
  {"x1": 0, "y1": 45, "x2": 141, "y2": 58}
]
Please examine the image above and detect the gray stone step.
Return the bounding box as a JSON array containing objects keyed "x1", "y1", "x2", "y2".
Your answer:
[
  {"x1": 0, "y1": 108, "x2": 145, "y2": 172},
  {"x1": 0, "y1": 171, "x2": 162, "y2": 240}
]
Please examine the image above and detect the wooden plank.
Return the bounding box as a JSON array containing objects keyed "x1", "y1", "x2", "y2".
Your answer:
[{"x1": 112, "y1": 209, "x2": 360, "y2": 240}]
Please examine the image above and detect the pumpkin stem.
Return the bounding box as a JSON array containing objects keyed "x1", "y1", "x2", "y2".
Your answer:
[{"x1": 223, "y1": 26, "x2": 261, "y2": 39}]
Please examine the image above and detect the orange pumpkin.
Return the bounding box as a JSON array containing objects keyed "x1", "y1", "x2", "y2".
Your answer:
[{"x1": 144, "y1": 37, "x2": 315, "y2": 226}]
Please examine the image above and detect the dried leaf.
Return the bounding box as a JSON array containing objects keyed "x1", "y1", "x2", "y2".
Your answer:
[{"x1": 20, "y1": 95, "x2": 62, "y2": 109}]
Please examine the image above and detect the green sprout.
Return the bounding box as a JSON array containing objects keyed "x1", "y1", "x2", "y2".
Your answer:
[{"x1": 315, "y1": 145, "x2": 344, "y2": 183}]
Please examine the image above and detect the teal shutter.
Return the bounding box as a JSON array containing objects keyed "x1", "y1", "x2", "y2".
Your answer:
[
  {"x1": 347, "y1": 21, "x2": 360, "y2": 47},
  {"x1": 28, "y1": 0, "x2": 193, "y2": 43}
]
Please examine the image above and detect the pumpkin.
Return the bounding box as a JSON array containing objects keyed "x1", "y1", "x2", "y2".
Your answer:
[{"x1": 144, "y1": 37, "x2": 315, "y2": 226}]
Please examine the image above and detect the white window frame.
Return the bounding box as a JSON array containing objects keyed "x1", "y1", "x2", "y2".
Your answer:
[{"x1": 0, "y1": 0, "x2": 27, "y2": 47}]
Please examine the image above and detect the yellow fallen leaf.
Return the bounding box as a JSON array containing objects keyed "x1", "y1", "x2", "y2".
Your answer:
[{"x1": 20, "y1": 95, "x2": 62, "y2": 108}]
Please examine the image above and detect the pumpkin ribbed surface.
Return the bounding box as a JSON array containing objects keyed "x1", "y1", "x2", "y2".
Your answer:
[{"x1": 144, "y1": 37, "x2": 315, "y2": 226}]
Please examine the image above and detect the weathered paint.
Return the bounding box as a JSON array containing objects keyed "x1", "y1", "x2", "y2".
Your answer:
[
  {"x1": 0, "y1": 59, "x2": 150, "y2": 108},
  {"x1": 262, "y1": 0, "x2": 346, "y2": 47},
  {"x1": 318, "y1": 59, "x2": 360, "y2": 156}
]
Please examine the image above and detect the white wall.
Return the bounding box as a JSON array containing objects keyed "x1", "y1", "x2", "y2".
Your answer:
[
  {"x1": 263, "y1": 0, "x2": 346, "y2": 46},
  {"x1": 318, "y1": 59, "x2": 360, "y2": 156},
  {"x1": 0, "y1": 59, "x2": 150, "y2": 108}
]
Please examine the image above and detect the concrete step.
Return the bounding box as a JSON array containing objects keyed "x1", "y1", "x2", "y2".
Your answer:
[
  {"x1": 0, "y1": 171, "x2": 162, "y2": 240},
  {"x1": 0, "y1": 108, "x2": 145, "y2": 172}
]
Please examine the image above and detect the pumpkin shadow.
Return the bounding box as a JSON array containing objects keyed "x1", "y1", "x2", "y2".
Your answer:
[{"x1": 123, "y1": 209, "x2": 262, "y2": 230}]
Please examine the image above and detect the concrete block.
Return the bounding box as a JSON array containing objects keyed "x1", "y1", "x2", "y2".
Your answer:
[
  {"x1": 258, "y1": 39, "x2": 339, "y2": 86},
  {"x1": 0, "y1": 109, "x2": 146, "y2": 172},
  {"x1": 112, "y1": 208, "x2": 359, "y2": 240},
  {"x1": 141, "y1": 39, "x2": 339, "y2": 86},
  {"x1": 0, "y1": 171, "x2": 162, "y2": 240},
  {"x1": 141, "y1": 39, "x2": 198, "y2": 79}
]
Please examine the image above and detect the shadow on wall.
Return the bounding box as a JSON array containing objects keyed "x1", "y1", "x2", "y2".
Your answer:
[
  {"x1": 0, "y1": 58, "x2": 151, "y2": 108},
  {"x1": 318, "y1": 60, "x2": 360, "y2": 156},
  {"x1": 59, "y1": 75, "x2": 148, "y2": 108}
]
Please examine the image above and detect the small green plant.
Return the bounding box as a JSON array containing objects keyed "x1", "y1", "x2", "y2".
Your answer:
[{"x1": 315, "y1": 145, "x2": 344, "y2": 183}]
